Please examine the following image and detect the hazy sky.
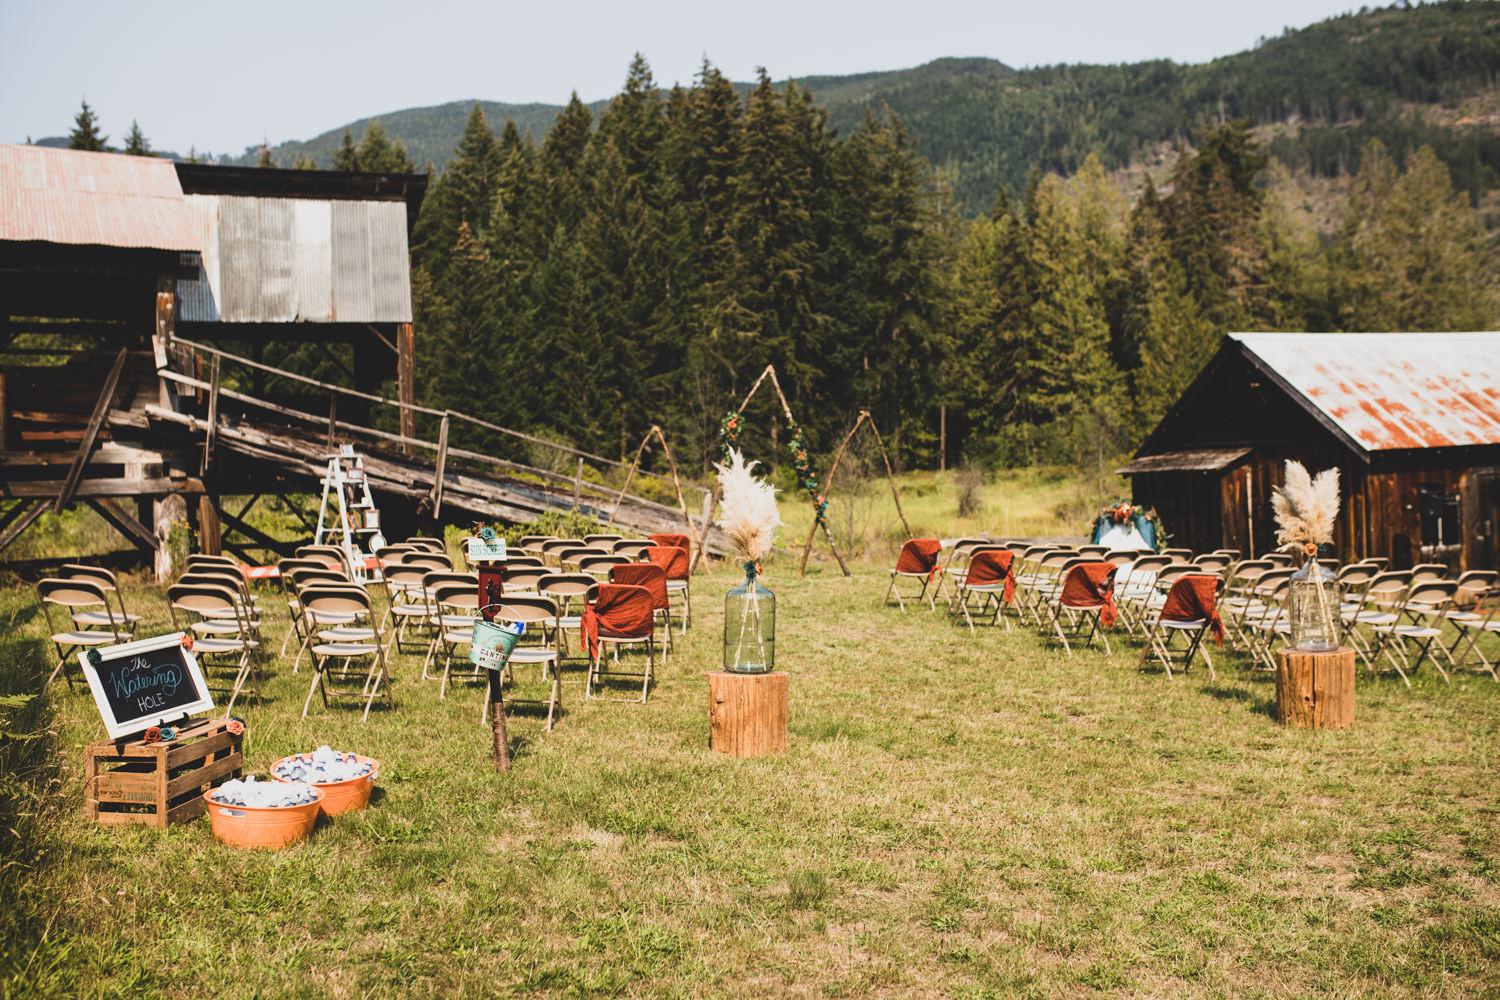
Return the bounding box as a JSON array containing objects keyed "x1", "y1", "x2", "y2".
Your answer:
[{"x1": 2, "y1": 0, "x2": 1362, "y2": 156}]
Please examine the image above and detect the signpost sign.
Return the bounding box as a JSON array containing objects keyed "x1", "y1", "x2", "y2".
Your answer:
[{"x1": 78, "y1": 633, "x2": 214, "y2": 740}]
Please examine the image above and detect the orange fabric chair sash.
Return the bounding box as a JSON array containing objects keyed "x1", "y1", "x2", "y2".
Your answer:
[
  {"x1": 896, "y1": 538, "x2": 943, "y2": 580},
  {"x1": 610, "y1": 562, "x2": 668, "y2": 611},
  {"x1": 581, "y1": 583, "x2": 656, "y2": 660},
  {"x1": 1160, "y1": 574, "x2": 1225, "y2": 644},
  {"x1": 646, "y1": 545, "x2": 690, "y2": 581},
  {"x1": 1060, "y1": 562, "x2": 1118, "y2": 627},
  {"x1": 966, "y1": 550, "x2": 1016, "y2": 603},
  {"x1": 649, "y1": 533, "x2": 691, "y2": 560}
]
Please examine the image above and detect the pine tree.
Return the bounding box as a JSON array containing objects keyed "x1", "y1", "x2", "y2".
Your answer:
[
  {"x1": 123, "y1": 120, "x2": 152, "y2": 156},
  {"x1": 256, "y1": 142, "x2": 275, "y2": 168},
  {"x1": 357, "y1": 119, "x2": 414, "y2": 173},
  {"x1": 333, "y1": 131, "x2": 361, "y2": 171},
  {"x1": 292, "y1": 155, "x2": 318, "y2": 171},
  {"x1": 68, "y1": 100, "x2": 107, "y2": 151},
  {"x1": 412, "y1": 104, "x2": 501, "y2": 276}
]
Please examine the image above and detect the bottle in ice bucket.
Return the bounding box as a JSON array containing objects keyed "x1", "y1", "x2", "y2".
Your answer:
[
  {"x1": 723, "y1": 561, "x2": 775, "y2": 673},
  {"x1": 471, "y1": 618, "x2": 524, "y2": 670}
]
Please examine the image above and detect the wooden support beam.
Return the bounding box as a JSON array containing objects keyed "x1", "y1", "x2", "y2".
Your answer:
[
  {"x1": 201, "y1": 355, "x2": 220, "y2": 474},
  {"x1": 197, "y1": 495, "x2": 222, "y2": 555},
  {"x1": 326, "y1": 392, "x2": 338, "y2": 450},
  {"x1": 85, "y1": 498, "x2": 160, "y2": 553},
  {"x1": 0, "y1": 500, "x2": 44, "y2": 556},
  {"x1": 430, "y1": 412, "x2": 450, "y2": 519},
  {"x1": 396, "y1": 322, "x2": 415, "y2": 453},
  {"x1": 53, "y1": 347, "x2": 128, "y2": 513},
  {"x1": 217, "y1": 504, "x2": 301, "y2": 558}
]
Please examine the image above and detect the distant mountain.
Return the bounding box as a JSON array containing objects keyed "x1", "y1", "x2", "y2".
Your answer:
[{"x1": 72, "y1": 2, "x2": 1500, "y2": 214}]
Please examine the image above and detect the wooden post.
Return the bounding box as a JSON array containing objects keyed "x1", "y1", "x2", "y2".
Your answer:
[
  {"x1": 708, "y1": 671, "x2": 788, "y2": 757},
  {"x1": 431, "y1": 412, "x2": 450, "y2": 520},
  {"x1": 487, "y1": 670, "x2": 511, "y2": 772},
  {"x1": 866, "y1": 413, "x2": 911, "y2": 538},
  {"x1": 572, "y1": 457, "x2": 583, "y2": 510},
  {"x1": 326, "y1": 392, "x2": 338, "y2": 451},
  {"x1": 1276, "y1": 647, "x2": 1355, "y2": 729},
  {"x1": 201, "y1": 355, "x2": 220, "y2": 474},
  {"x1": 396, "y1": 322, "x2": 415, "y2": 452},
  {"x1": 939, "y1": 404, "x2": 946, "y2": 472},
  {"x1": 0, "y1": 371, "x2": 8, "y2": 451},
  {"x1": 54, "y1": 347, "x2": 128, "y2": 513},
  {"x1": 197, "y1": 495, "x2": 222, "y2": 556}
]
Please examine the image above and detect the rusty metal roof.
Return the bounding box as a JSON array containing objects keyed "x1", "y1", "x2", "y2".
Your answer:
[
  {"x1": 1233, "y1": 332, "x2": 1500, "y2": 453},
  {"x1": 1117, "y1": 448, "x2": 1251, "y2": 475},
  {"x1": 176, "y1": 194, "x2": 411, "y2": 323},
  {"x1": 0, "y1": 143, "x2": 200, "y2": 252}
]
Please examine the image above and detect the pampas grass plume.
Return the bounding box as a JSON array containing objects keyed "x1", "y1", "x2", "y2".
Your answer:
[
  {"x1": 1272, "y1": 460, "x2": 1340, "y2": 551},
  {"x1": 714, "y1": 448, "x2": 780, "y2": 563}
]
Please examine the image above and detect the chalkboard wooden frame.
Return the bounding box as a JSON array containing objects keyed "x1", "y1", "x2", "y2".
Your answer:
[{"x1": 78, "y1": 632, "x2": 215, "y2": 740}]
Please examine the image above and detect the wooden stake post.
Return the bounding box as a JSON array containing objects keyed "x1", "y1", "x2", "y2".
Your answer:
[
  {"x1": 1275, "y1": 647, "x2": 1355, "y2": 729},
  {"x1": 798, "y1": 409, "x2": 910, "y2": 576},
  {"x1": 692, "y1": 365, "x2": 850, "y2": 576}
]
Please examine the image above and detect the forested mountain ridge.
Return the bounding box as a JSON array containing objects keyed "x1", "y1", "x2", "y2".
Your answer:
[{"x1": 239, "y1": 2, "x2": 1500, "y2": 213}]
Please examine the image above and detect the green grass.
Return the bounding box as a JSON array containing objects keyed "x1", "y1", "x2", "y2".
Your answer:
[
  {"x1": 1, "y1": 472, "x2": 1495, "y2": 996},
  {"x1": 2, "y1": 547, "x2": 1497, "y2": 997}
]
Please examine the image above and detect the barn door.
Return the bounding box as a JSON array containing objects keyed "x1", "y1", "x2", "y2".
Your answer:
[{"x1": 1464, "y1": 468, "x2": 1500, "y2": 572}]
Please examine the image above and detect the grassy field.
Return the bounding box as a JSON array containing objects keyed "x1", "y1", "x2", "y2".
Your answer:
[{"x1": 1, "y1": 477, "x2": 1498, "y2": 997}]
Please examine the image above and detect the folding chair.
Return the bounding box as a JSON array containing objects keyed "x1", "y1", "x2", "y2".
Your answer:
[
  {"x1": 952, "y1": 548, "x2": 1016, "y2": 634},
  {"x1": 1041, "y1": 561, "x2": 1118, "y2": 656},
  {"x1": 610, "y1": 562, "x2": 673, "y2": 656},
  {"x1": 540, "y1": 539, "x2": 586, "y2": 565},
  {"x1": 645, "y1": 545, "x2": 691, "y2": 632},
  {"x1": 1025, "y1": 549, "x2": 1082, "y2": 625},
  {"x1": 403, "y1": 552, "x2": 454, "y2": 572},
  {"x1": 1140, "y1": 573, "x2": 1223, "y2": 679},
  {"x1": 583, "y1": 583, "x2": 657, "y2": 703},
  {"x1": 584, "y1": 533, "x2": 624, "y2": 548},
  {"x1": 1342, "y1": 571, "x2": 1410, "y2": 674},
  {"x1": 557, "y1": 545, "x2": 607, "y2": 571},
  {"x1": 57, "y1": 564, "x2": 140, "y2": 632},
  {"x1": 578, "y1": 554, "x2": 629, "y2": 578},
  {"x1": 37, "y1": 577, "x2": 131, "y2": 690},
  {"x1": 413, "y1": 571, "x2": 477, "y2": 680},
  {"x1": 496, "y1": 566, "x2": 549, "y2": 594},
  {"x1": 648, "y1": 533, "x2": 692, "y2": 563},
  {"x1": 1409, "y1": 563, "x2": 1451, "y2": 584},
  {"x1": 484, "y1": 596, "x2": 563, "y2": 730},
  {"x1": 404, "y1": 535, "x2": 447, "y2": 553},
  {"x1": 379, "y1": 563, "x2": 432, "y2": 653},
  {"x1": 299, "y1": 585, "x2": 392, "y2": 722},
  {"x1": 428, "y1": 579, "x2": 484, "y2": 700},
  {"x1": 1191, "y1": 553, "x2": 1234, "y2": 574},
  {"x1": 296, "y1": 544, "x2": 349, "y2": 571},
  {"x1": 502, "y1": 554, "x2": 545, "y2": 568},
  {"x1": 538, "y1": 573, "x2": 595, "y2": 660},
  {"x1": 886, "y1": 539, "x2": 943, "y2": 612},
  {"x1": 166, "y1": 582, "x2": 259, "y2": 712},
  {"x1": 516, "y1": 534, "x2": 556, "y2": 555},
  {"x1": 612, "y1": 539, "x2": 654, "y2": 559},
  {"x1": 1162, "y1": 548, "x2": 1193, "y2": 561},
  {"x1": 1368, "y1": 580, "x2": 1458, "y2": 686},
  {"x1": 1446, "y1": 573, "x2": 1499, "y2": 679},
  {"x1": 1077, "y1": 545, "x2": 1111, "y2": 557},
  {"x1": 1241, "y1": 570, "x2": 1296, "y2": 670}
]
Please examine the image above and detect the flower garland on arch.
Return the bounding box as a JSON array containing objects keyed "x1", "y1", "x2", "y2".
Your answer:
[
  {"x1": 718, "y1": 411, "x2": 828, "y2": 527},
  {"x1": 786, "y1": 424, "x2": 829, "y2": 527},
  {"x1": 1088, "y1": 499, "x2": 1168, "y2": 551}
]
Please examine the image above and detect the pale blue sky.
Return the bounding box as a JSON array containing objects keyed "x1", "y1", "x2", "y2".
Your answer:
[{"x1": 2, "y1": 0, "x2": 1362, "y2": 156}]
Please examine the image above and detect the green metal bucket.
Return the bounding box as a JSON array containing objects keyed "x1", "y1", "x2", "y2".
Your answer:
[{"x1": 470, "y1": 616, "x2": 522, "y2": 670}]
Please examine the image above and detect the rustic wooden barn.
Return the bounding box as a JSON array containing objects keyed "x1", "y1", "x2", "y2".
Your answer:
[{"x1": 1121, "y1": 332, "x2": 1500, "y2": 571}]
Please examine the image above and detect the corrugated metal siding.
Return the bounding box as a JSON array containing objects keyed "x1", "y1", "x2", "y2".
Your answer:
[
  {"x1": 176, "y1": 193, "x2": 411, "y2": 323},
  {"x1": 1233, "y1": 332, "x2": 1500, "y2": 452},
  {"x1": 0, "y1": 143, "x2": 200, "y2": 251}
]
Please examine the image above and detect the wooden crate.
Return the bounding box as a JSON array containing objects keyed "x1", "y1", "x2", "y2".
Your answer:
[{"x1": 84, "y1": 718, "x2": 243, "y2": 828}]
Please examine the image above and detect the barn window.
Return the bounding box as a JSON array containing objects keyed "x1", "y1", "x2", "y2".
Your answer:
[{"x1": 1417, "y1": 484, "x2": 1461, "y2": 562}]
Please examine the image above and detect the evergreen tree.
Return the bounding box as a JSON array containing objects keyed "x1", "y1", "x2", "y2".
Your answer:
[
  {"x1": 123, "y1": 120, "x2": 152, "y2": 156},
  {"x1": 333, "y1": 131, "x2": 361, "y2": 171},
  {"x1": 357, "y1": 119, "x2": 414, "y2": 173},
  {"x1": 256, "y1": 142, "x2": 275, "y2": 168},
  {"x1": 68, "y1": 100, "x2": 106, "y2": 151},
  {"x1": 412, "y1": 104, "x2": 501, "y2": 276},
  {"x1": 292, "y1": 155, "x2": 318, "y2": 171}
]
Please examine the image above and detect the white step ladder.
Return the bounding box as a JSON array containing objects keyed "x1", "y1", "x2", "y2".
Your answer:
[{"x1": 314, "y1": 446, "x2": 385, "y2": 581}]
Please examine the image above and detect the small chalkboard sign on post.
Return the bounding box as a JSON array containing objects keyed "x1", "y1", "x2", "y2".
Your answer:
[{"x1": 79, "y1": 633, "x2": 214, "y2": 740}]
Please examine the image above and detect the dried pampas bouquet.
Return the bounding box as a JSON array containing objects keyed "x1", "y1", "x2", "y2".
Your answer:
[
  {"x1": 1271, "y1": 460, "x2": 1340, "y2": 562},
  {"x1": 714, "y1": 448, "x2": 781, "y2": 572}
]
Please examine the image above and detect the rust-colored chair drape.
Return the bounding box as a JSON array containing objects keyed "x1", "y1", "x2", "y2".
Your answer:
[
  {"x1": 1059, "y1": 562, "x2": 1118, "y2": 627},
  {"x1": 1159, "y1": 574, "x2": 1224, "y2": 645},
  {"x1": 581, "y1": 583, "x2": 655, "y2": 660},
  {"x1": 966, "y1": 549, "x2": 1016, "y2": 604},
  {"x1": 610, "y1": 563, "x2": 668, "y2": 613},
  {"x1": 646, "y1": 545, "x2": 690, "y2": 581},
  {"x1": 649, "y1": 533, "x2": 690, "y2": 562},
  {"x1": 895, "y1": 539, "x2": 943, "y2": 579}
]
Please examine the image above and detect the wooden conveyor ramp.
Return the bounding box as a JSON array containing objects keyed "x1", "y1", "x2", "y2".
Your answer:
[{"x1": 141, "y1": 338, "x2": 726, "y2": 554}]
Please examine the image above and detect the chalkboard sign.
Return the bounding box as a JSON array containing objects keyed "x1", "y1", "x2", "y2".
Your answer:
[{"x1": 79, "y1": 633, "x2": 214, "y2": 739}]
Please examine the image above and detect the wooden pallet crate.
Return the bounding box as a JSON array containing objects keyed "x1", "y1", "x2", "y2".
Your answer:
[{"x1": 83, "y1": 717, "x2": 243, "y2": 828}]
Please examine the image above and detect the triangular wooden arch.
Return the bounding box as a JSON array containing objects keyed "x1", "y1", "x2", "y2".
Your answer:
[
  {"x1": 605, "y1": 424, "x2": 698, "y2": 543},
  {"x1": 797, "y1": 409, "x2": 911, "y2": 576},
  {"x1": 690, "y1": 364, "x2": 850, "y2": 576}
]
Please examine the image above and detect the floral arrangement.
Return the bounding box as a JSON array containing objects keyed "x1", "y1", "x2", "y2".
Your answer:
[
  {"x1": 786, "y1": 423, "x2": 829, "y2": 527},
  {"x1": 714, "y1": 448, "x2": 780, "y2": 569},
  {"x1": 1272, "y1": 461, "x2": 1339, "y2": 560},
  {"x1": 718, "y1": 411, "x2": 741, "y2": 458}
]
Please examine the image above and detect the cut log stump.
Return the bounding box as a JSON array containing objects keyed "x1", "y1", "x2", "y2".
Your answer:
[
  {"x1": 1276, "y1": 647, "x2": 1356, "y2": 729},
  {"x1": 708, "y1": 670, "x2": 788, "y2": 757}
]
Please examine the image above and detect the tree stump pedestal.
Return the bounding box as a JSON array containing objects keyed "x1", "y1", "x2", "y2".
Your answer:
[
  {"x1": 1275, "y1": 647, "x2": 1355, "y2": 729},
  {"x1": 708, "y1": 671, "x2": 788, "y2": 757}
]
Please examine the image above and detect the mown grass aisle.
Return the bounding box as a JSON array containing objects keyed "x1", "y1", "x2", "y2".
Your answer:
[{"x1": 2, "y1": 563, "x2": 1497, "y2": 997}]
